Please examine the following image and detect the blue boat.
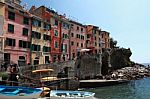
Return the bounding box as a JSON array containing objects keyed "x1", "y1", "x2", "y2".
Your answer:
[
  {"x1": 50, "y1": 90, "x2": 95, "y2": 99},
  {"x1": 0, "y1": 85, "x2": 42, "y2": 99}
]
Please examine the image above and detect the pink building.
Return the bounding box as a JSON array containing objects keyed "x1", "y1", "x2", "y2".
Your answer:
[
  {"x1": 3, "y1": 0, "x2": 31, "y2": 65},
  {"x1": 69, "y1": 20, "x2": 86, "y2": 59}
]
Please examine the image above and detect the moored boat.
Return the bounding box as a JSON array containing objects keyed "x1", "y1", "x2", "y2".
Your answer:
[
  {"x1": 0, "y1": 85, "x2": 42, "y2": 99},
  {"x1": 50, "y1": 90, "x2": 95, "y2": 99}
]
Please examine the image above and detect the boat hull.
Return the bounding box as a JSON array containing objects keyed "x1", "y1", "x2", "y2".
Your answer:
[
  {"x1": 79, "y1": 79, "x2": 129, "y2": 88},
  {"x1": 50, "y1": 95, "x2": 95, "y2": 99},
  {"x1": 0, "y1": 94, "x2": 40, "y2": 99},
  {"x1": 50, "y1": 90, "x2": 95, "y2": 99},
  {"x1": 0, "y1": 85, "x2": 42, "y2": 99}
]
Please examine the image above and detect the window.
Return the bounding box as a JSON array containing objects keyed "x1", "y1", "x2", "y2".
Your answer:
[
  {"x1": 54, "y1": 41, "x2": 58, "y2": 48},
  {"x1": 32, "y1": 19, "x2": 41, "y2": 27},
  {"x1": 71, "y1": 33, "x2": 74, "y2": 37},
  {"x1": 43, "y1": 34, "x2": 51, "y2": 41},
  {"x1": 23, "y1": 17, "x2": 29, "y2": 25},
  {"x1": 95, "y1": 42, "x2": 97, "y2": 46},
  {"x1": 76, "y1": 34, "x2": 78, "y2": 38},
  {"x1": 77, "y1": 43, "x2": 79, "y2": 47},
  {"x1": 32, "y1": 31, "x2": 41, "y2": 39},
  {"x1": 44, "y1": 23, "x2": 51, "y2": 30},
  {"x1": 55, "y1": 20, "x2": 58, "y2": 26},
  {"x1": 63, "y1": 33, "x2": 68, "y2": 39},
  {"x1": 81, "y1": 28, "x2": 83, "y2": 32},
  {"x1": 87, "y1": 34, "x2": 90, "y2": 38},
  {"x1": 19, "y1": 40, "x2": 30, "y2": 48},
  {"x1": 8, "y1": 24, "x2": 14, "y2": 33},
  {"x1": 43, "y1": 46, "x2": 50, "y2": 52},
  {"x1": 81, "y1": 35, "x2": 84, "y2": 40},
  {"x1": 81, "y1": 43, "x2": 83, "y2": 47},
  {"x1": 61, "y1": 44, "x2": 67, "y2": 52},
  {"x1": 5, "y1": 38, "x2": 15, "y2": 46},
  {"x1": 54, "y1": 30, "x2": 58, "y2": 36},
  {"x1": 93, "y1": 30, "x2": 96, "y2": 34},
  {"x1": 8, "y1": 11, "x2": 15, "y2": 20},
  {"x1": 22, "y1": 28, "x2": 28, "y2": 36},
  {"x1": 63, "y1": 22, "x2": 69, "y2": 29},
  {"x1": 31, "y1": 44, "x2": 41, "y2": 51},
  {"x1": 71, "y1": 41, "x2": 74, "y2": 46},
  {"x1": 78, "y1": 35, "x2": 80, "y2": 39},
  {"x1": 95, "y1": 37, "x2": 96, "y2": 40},
  {"x1": 71, "y1": 24, "x2": 74, "y2": 29},
  {"x1": 77, "y1": 26, "x2": 79, "y2": 30}
]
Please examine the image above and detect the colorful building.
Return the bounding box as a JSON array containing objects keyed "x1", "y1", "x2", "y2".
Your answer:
[
  {"x1": 31, "y1": 15, "x2": 51, "y2": 65},
  {"x1": 86, "y1": 25, "x2": 102, "y2": 54},
  {"x1": 60, "y1": 15, "x2": 70, "y2": 61},
  {"x1": 69, "y1": 20, "x2": 86, "y2": 59},
  {"x1": 1, "y1": 0, "x2": 31, "y2": 65},
  {"x1": 29, "y1": 6, "x2": 63, "y2": 62},
  {"x1": 100, "y1": 31, "x2": 110, "y2": 49}
]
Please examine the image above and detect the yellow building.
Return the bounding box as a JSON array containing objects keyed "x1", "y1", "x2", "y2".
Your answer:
[{"x1": 31, "y1": 15, "x2": 51, "y2": 65}]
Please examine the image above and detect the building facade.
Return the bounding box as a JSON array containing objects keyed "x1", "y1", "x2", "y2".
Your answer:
[
  {"x1": 86, "y1": 25, "x2": 102, "y2": 54},
  {"x1": 70, "y1": 20, "x2": 86, "y2": 59},
  {"x1": 0, "y1": 0, "x2": 5, "y2": 61},
  {"x1": 2, "y1": 0, "x2": 31, "y2": 65},
  {"x1": 60, "y1": 15, "x2": 70, "y2": 61},
  {"x1": 100, "y1": 31, "x2": 110, "y2": 49},
  {"x1": 30, "y1": 15, "x2": 51, "y2": 65}
]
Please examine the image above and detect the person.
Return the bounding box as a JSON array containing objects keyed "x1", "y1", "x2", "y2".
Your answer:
[{"x1": 8, "y1": 64, "x2": 19, "y2": 86}]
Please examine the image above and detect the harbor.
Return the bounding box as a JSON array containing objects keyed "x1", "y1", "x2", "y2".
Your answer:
[
  {"x1": 0, "y1": 0, "x2": 150, "y2": 99},
  {"x1": 86, "y1": 77, "x2": 150, "y2": 99}
]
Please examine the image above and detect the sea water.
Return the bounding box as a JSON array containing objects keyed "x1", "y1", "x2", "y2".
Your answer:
[{"x1": 87, "y1": 77, "x2": 150, "y2": 99}]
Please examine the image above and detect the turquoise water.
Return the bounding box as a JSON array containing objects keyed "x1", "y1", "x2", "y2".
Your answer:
[{"x1": 86, "y1": 77, "x2": 150, "y2": 99}]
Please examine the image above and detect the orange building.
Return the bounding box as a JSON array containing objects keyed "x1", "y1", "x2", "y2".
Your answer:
[
  {"x1": 86, "y1": 25, "x2": 102, "y2": 54},
  {"x1": 100, "y1": 31, "x2": 110, "y2": 49}
]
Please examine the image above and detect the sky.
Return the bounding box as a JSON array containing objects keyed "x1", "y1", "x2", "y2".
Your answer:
[{"x1": 22, "y1": 0, "x2": 150, "y2": 63}]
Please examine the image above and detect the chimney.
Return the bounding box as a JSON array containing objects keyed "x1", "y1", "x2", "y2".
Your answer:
[{"x1": 29, "y1": 6, "x2": 36, "y2": 13}]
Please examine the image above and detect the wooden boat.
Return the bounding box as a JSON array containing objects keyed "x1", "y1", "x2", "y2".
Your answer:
[
  {"x1": 0, "y1": 85, "x2": 42, "y2": 99},
  {"x1": 50, "y1": 90, "x2": 95, "y2": 99}
]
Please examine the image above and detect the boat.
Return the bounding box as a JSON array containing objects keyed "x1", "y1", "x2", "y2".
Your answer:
[
  {"x1": 79, "y1": 79, "x2": 130, "y2": 88},
  {"x1": 50, "y1": 90, "x2": 95, "y2": 99},
  {"x1": 0, "y1": 85, "x2": 42, "y2": 99}
]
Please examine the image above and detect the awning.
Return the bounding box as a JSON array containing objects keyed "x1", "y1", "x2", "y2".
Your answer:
[{"x1": 32, "y1": 69, "x2": 54, "y2": 73}]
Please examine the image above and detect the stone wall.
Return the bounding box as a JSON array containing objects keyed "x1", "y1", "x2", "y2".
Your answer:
[
  {"x1": 20, "y1": 60, "x2": 75, "y2": 78},
  {"x1": 75, "y1": 54, "x2": 102, "y2": 79}
]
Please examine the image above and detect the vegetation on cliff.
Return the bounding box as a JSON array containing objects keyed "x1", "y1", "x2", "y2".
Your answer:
[{"x1": 101, "y1": 38, "x2": 135, "y2": 75}]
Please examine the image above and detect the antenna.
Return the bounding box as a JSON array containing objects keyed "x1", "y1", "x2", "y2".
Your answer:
[{"x1": 22, "y1": 3, "x2": 28, "y2": 10}]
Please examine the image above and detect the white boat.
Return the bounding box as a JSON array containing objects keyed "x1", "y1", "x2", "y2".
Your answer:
[
  {"x1": 0, "y1": 85, "x2": 42, "y2": 99},
  {"x1": 50, "y1": 90, "x2": 95, "y2": 99}
]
